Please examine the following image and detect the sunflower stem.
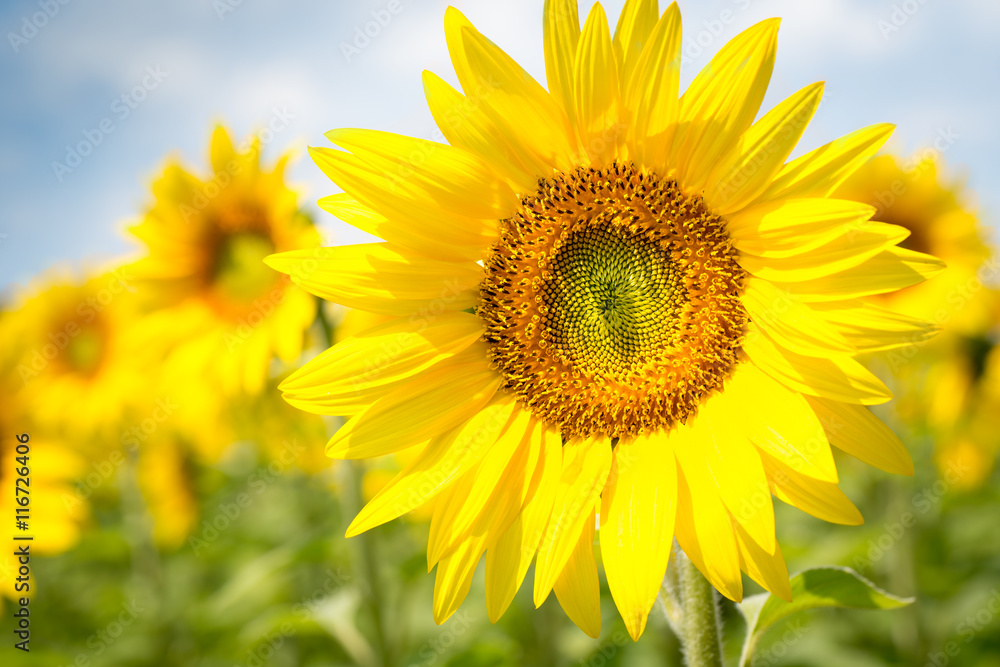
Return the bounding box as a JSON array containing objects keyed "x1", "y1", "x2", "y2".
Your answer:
[
  {"x1": 659, "y1": 543, "x2": 684, "y2": 637},
  {"x1": 316, "y1": 312, "x2": 390, "y2": 665},
  {"x1": 316, "y1": 296, "x2": 335, "y2": 347},
  {"x1": 348, "y1": 459, "x2": 392, "y2": 667},
  {"x1": 676, "y1": 551, "x2": 725, "y2": 667}
]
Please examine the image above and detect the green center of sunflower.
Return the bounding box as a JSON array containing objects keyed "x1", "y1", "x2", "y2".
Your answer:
[
  {"x1": 542, "y1": 225, "x2": 684, "y2": 377},
  {"x1": 212, "y1": 231, "x2": 278, "y2": 302},
  {"x1": 63, "y1": 324, "x2": 105, "y2": 376},
  {"x1": 480, "y1": 162, "x2": 749, "y2": 440}
]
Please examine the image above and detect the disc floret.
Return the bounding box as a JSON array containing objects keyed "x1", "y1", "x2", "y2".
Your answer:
[{"x1": 480, "y1": 162, "x2": 748, "y2": 439}]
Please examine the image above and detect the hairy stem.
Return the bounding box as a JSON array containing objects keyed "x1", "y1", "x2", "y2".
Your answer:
[{"x1": 677, "y1": 551, "x2": 725, "y2": 667}]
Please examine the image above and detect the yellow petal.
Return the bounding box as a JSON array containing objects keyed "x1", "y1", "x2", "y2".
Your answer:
[
  {"x1": 325, "y1": 128, "x2": 517, "y2": 221},
  {"x1": 345, "y1": 393, "x2": 518, "y2": 535},
  {"x1": 310, "y1": 147, "x2": 493, "y2": 261},
  {"x1": 575, "y1": 2, "x2": 623, "y2": 165},
  {"x1": 744, "y1": 326, "x2": 892, "y2": 405},
  {"x1": 280, "y1": 310, "x2": 483, "y2": 412},
  {"x1": 485, "y1": 426, "x2": 563, "y2": 621},
  {"x1": 599, "y1": 430, "x2": 678, "y2": 640},
  {"x1": 422, "y1": 70, "x2": 539, "y2": 193},
  {"x1": 265, "y1": 244, "x2": 481, "y2": 316},
  {"x1": 554, "y1": 510, "x2": 601, "y2": 638},
  {"x1": 534, "y1": 436, "x2": 612, "y2": 607},
  {"x1": 427, "y1": 408, "x2": 533, "y2": 567},
  {"x1": 707, "y1": 82, "x2": 824, "y2": 214},
  {"x1": 623, "y1": 3, "x2": 681, "y2": 168},
  {"x1": 543, "y1": 0, "x2": 581, "y2": 123},
  {"x1": 672, "y1": 18, "x2": 779, "y2": 191},
  {"x1": 742, "y1": 277, "x2": 854, "y2": 356},
  {"x1": 773, "y1": 246, "x2": 946, "y2": 302},
  {"x1": 209, "y1": 125, "x2": 236, "y2": 173},
  {"x1": 317, "y1": 194, "x2": 385, "y2": 237},
  {"x1": 472, "y1": 416, "x2": 549, "y2": 547},
  {"x1": 673, "y1": 433, "x2": 743, "y2": 602},
  {"x1": 739, "y1": 222, "x2": 910, "y2": 283},
  {"x1": 734, "y1": 521, "x2": 792, "y2": 601},
  {"x1": 679, "y1": 399, "x2": 776, "y2": 554},
  {"x1": 727, "y1": 198, "x2": 877, "y2": 259},
  {"x1": 612, "y1": 0, "x2": 659, "y2": 84},
  {"x1": 446, "y1": 7, "x2": 575, "y2": 172},
  {"x1": 760, "y1": 450, "x2": 863, "y2": 525},
  {"x1": 433, "y1": 531, "x2": 489, "y2": 624},
  {"x1": 721, "y1": 362, "x2": 839, "y2": 483},
  {"x1": 328, "y1": 345, "x2": 501, "y2": 458},
  {"x1": 805, "y1": 396, "x2": 913, "y2": 476},
  {"x1": 319, "y1": 193, "x2": 498, "y2": 268},
  {"x1": 759, "y1": 123, "x2": 895, "y2": 202},
  {"x1": 811, "y1": 300, "x2": 939, "y2": 352}
]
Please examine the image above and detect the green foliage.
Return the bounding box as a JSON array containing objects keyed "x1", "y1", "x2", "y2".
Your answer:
[
  {"x1": 3, "y1": 428, "x2": 999, "y2": 666},
  {"x1": 737, "y1": 567, "x2": 913, "y2": 666}
]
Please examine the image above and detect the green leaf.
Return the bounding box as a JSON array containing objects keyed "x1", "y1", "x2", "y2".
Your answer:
[{"x1": 737, "y1": 566, "x2": 913, "y2": 666}]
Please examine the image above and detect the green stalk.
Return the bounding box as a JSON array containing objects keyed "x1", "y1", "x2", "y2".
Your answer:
[
  {"x1": 316, "y1": 304, "x2": 391, "y2": 666},
  {"x1": 348, "y1": 459, "x2": 392, "y2": 667},
  {"x1": 664, "y1": 550, "x2": 724, "y2": 667},
  {"x1": 119, "y1": 452, "x2": 162, "y2": 596}
]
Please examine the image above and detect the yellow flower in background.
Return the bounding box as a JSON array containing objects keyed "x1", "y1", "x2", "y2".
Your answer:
[
  {"x1": 228, "y1": 378, "x2": 333, "y2": 474},
  {"x1": 836, "y1": 154, "x2": 994, "y2": 336},
  {"x1": 837, "y1": 153, "x2": 999, "y2": 486},
  {"x1": 0, "y1": 427, "x2": 88, "y2": 598},
  {"x1": 137, "y1": 437, "x2": 199, "y2": 550},
  {"x1": 935, "y1": 439, "x2": 992, "y2": 491},
  {"x1": 2, "y1": 272, "x2": 144, "y2": 441},
  {"x1": 0, "y1": 319, "x2": 89, "y2": 597},
  {"x1": 130, "y1": 125, "x2": 320, "y2": 399},
  {"x1": 268, "y1": 1, "x2": 943, "y2": 640}
]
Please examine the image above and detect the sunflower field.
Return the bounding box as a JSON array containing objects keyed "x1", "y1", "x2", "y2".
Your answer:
[{"x1": 2, "y1": 1, "x2": 999, "y2": 666}]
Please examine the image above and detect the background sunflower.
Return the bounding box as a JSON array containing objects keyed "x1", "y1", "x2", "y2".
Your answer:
[{"x1": 836, "y1": 152, "x2": 999, "y2": 488}]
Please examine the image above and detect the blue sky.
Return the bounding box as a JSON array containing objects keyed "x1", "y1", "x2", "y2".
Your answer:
[{"x1": 2, "y1": 0, "x2": 998, "y2": 291}]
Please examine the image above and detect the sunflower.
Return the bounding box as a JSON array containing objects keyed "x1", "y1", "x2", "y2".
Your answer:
[
  {"x1": 835, "y1": 153, "x2": 994, "y2": 337},
  {"x1": 267, "y1": 1, "x2": 944, "y2": 639},
  {"x1": 3, "y1": 271, "x2": 145, "y2": 442},
  {"x1": 836, "y1": 153, "x2": 998, "y2": 485},
  {"x1": 0, "y1": 313, "x2": 89, "y2": 598},
  {"x1": 130, "y1": 125, "x2": 320, "y2": 399},
  {"x1": 0, "y1": 414, "x2": 88, "y2": 599},
  {"x1": 136, "y1": 436, "x2": 198, "y2": 549}
]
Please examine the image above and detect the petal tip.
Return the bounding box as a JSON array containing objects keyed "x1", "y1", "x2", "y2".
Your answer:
[{"x1": 625, "y1": 615, "x2": 647, "y2": 641}]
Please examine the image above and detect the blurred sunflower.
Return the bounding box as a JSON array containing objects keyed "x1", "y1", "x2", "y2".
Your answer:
[
  {"x1": 228, "y1": 378, "x2": 333, "y2": 474},
  {"x1": 836, "y1": 153, "x2": 993, "y2": 336},
  {"x1": 133, "y1": 435, "x2": 199, "y2": 550},
  {"x1": 0, "y1": 314, "x2": 89, "y2": 598},
  {"x1": 836, "y1": 154, "x2": 998, "y2": 486},
  {"x1": 268, "y1": 1, "x2": 943, "y2": 639},
  {"x1": 3, "y1": 272, "x2": 144, "y2": 442},
  {"x1": 0, "y1": 423, "x2": 88, "y2": 599},
  {"x1": 130, "y1": 126, "x2": 320, "y2": 400}
]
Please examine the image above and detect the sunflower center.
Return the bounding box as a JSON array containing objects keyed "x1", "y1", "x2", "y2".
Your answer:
[
  {"x1": 480, "y1": 162, "x2": 748, "y2": 439},
  {"x1": 543, "y1": 225, "x2": 684, "y2": 376},
  {"x1": 212, "y1": 231, "x2": 278, "y2": 302},
  {"x1": 64, "y1": 324, "x2": 105, "y2": 376}
]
